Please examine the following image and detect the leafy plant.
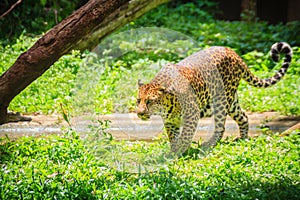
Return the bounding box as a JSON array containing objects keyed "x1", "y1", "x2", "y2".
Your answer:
[
  {"x1": 0, "y1": 130, "x2": 299, "y2": 199},
  {"x1": 127, "y1": 4, "x2": 300, "y2": 54}
]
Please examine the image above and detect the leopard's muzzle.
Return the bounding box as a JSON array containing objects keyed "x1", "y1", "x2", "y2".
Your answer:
[
  {"x1": 137, "y1": 113, "x2": 151, "y2": 120},
  {"x1": 137, "y1": 105, "x2": 151, "y2": 121}
]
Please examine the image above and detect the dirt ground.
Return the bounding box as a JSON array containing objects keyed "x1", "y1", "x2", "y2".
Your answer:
[{"x1": 0, "y1": 112, "x2": 299, "y2": 141}]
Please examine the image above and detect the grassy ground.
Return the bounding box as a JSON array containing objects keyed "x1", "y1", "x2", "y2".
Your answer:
[{"x1": 0, "y1": 129, "x2": 299, "y2": 199}]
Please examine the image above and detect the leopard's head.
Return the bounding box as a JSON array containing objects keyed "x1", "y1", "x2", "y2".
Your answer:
[{"x1": 136, "y1": 80, "x2": 165, "y2": 120}]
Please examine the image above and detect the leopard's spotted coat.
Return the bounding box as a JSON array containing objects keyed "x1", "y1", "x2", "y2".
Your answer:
[{"x1": 137, "y1": 42, "x2": 292, "y2": 154}]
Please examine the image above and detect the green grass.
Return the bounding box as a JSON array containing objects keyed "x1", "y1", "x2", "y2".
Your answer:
[
  {"x1": 239, "y1": 73, "x2": 300, "y2": 115},
  {"x1": 0, "y1": 129, "x2": 299, "y2": 199}
]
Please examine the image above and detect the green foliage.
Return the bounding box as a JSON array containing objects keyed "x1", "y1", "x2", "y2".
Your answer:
[
  {"x1": 127, "y1": 3, "x2": 300, "y2": 54},
  {"x1": 239, "y1": 73, "x2": 300, "y2": 115},
  {"x1": 0, "y1": 0, "x2": 87, "y2": 44},
  {"x1": 238, "y1": 46, "x2": 300, "y2": 115},
  {"x1": 194, "y1": 21, "x2": 300, "y2": 54},
  {"x1": 0, "y1": 34, "x2": 37, "y2": 69},
  {"x1": 1, "y1": 1, "x2": 300, "y2": 115},
  {"x1": 1, "y1": 130, "x2": 299, "y2": 199},
  {"x1": 128, "y1": 1, "x2": 217, "y2": 37}
]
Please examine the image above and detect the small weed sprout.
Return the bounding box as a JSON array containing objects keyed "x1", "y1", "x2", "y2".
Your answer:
[{"x1": 88, "y1": 119, "x2": 113, "y2": 141}]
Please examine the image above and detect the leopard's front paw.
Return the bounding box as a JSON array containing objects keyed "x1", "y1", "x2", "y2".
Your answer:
[
  {"x1": 200, "y1": 142, "x2": 213, "y2": 151},
  {"x1": 233, "y1": 135, "x2": 248, "y2": 142}
]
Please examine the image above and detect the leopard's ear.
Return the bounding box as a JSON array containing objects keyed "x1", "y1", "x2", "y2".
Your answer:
[{"x1": 138, "y1": 79, "x2": 144, "y2": 87}]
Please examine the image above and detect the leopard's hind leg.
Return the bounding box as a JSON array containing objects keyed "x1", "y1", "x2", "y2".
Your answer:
[{"x1": 228, "y1": 93, "x2": 249, "y2": 139}]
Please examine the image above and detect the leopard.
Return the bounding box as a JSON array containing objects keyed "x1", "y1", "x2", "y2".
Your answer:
[{"x1": 136, "y1": 42, "x2": 292, "y2": 155}]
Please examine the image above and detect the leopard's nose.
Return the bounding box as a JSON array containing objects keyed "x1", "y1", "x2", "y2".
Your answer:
[
  {"x1": 137, "y1": 105, "x2": 147, "y2": 114},
  {"x1": 137, "y1": 109, "x2": 146, "y2": 117}
]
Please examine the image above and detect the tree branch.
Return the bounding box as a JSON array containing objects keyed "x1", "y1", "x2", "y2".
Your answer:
[
  {"x1": 0, "y1": 0, "x2": 22, "y2": 19},
  {"x1": 76, "y1": 0, "x2": 170, "y2": 51},
  {"x1": 0, "y1": 0, "x2": 169, "y2": 124}
]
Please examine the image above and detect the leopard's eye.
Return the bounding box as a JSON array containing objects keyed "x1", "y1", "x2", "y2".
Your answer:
[
  {"x1": 145, "y1": 99, "x2": 153, "y2": 105},
  {"x1": 136, "y1": 99, "x2": 141, "y2": 105}
]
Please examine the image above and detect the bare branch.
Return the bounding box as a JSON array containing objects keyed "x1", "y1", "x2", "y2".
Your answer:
[{"x1": 0, "y1": 0, "x2": 22, "y2": 19}]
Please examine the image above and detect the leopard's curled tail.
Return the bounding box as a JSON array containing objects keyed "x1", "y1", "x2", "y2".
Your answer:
[{"x1": 242, "y1": 42, "x2": 293, "y2": 88}]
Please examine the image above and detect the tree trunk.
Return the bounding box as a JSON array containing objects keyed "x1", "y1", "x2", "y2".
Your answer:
[
  {"x1": 77, "y1": 0, "x2": 170, "y2": 51},
  {"x1": 0, "y1": 0, "x2": 169, "y2": 124}
]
